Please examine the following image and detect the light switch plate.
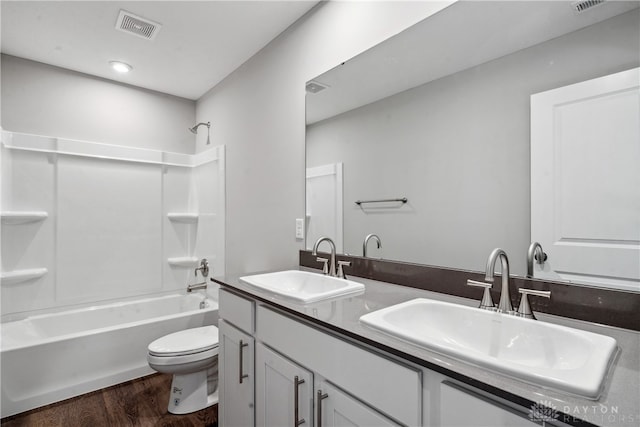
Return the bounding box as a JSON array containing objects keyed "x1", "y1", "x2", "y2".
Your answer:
[{"x1": 295, "y1": 218, "x2": 304, "y2": 239}]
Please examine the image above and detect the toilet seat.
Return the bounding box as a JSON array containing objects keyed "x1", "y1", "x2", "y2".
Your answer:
[
  {"x1": 148, "y1": 325, "x2": 219, "y2": 357},
  {"x1": 147, "y1": 325, "x2": 220, "y2": 414},
  {"x1": 147, "y1": 347, "x2": 219, "y2": 367}
]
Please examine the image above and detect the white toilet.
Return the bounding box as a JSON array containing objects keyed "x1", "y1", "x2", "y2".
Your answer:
[{"x1": 147, "y1": 325, "x2": 219, "y2": 414}]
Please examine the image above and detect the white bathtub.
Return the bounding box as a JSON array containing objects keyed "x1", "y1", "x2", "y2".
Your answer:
[{"x1": 0, "y1": 292, "x2": 218, "y2": 418}]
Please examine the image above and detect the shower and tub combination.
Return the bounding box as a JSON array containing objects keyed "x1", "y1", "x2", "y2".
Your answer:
[
  {"x1": 1, "y1": 292, "x2": 218, "y2": 417},
  {"x1": 0, "y1": 130, "x2": 225, "y2": 417}
]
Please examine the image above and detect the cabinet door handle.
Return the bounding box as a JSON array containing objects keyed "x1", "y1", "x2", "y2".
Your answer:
[
  {"x1": 294, "y1": 376, "x2": 305, "y2": 426},
  {"x1": 238, "y1": 340, "x2": 249, "y2": 384},
  {"x1": 316, "y1": 389, "x2": 328, "y2": 427}
]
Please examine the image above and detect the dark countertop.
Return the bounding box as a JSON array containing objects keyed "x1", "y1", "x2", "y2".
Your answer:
[{"x1": 211, "y1": 270, "x2": 640, "y2": 427}]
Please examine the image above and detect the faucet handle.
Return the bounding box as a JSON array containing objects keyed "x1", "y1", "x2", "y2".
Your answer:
[
  {"x1": 466, "y1": 279, "x2": 496, "y2": 310},
  {"x1": 195, "y1": 258, "x2": 209, "y2": 277},
  {"x1": 316, "y1": 257, "x2": 329, "y2": 275},
  {"x1": 337, "y1": 260, "x2": 351, "y2": 279},
  {"x1": 516, "y1": 288, "x2": 551, "y2": 320}
]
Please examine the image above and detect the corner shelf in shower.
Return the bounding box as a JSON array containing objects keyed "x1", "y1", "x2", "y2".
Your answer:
[
  {"x1": 167, "y1": 257, "x2": 200, "y2": 268},
  {"x1": 1, "y1": 268, "x2": 48, "y2": 286},
  {"x1": 1, "y1": 211, "x2": 48, "y2": 224},
  {"x1": 167, "y1": 213, "x2": 199, "y2": 223}
]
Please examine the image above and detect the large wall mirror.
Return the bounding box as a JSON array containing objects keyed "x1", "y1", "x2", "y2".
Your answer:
[{"x1": 305, "y1": 1, "x2": 639, "y2": 291}]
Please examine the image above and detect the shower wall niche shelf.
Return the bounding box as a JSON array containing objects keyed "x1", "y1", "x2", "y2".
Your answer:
[
  {"x1": 167, "y1": 257, "x2": 200, "y2": 268},
  {"x1": 1, "y1": 268, "x2": 48, "y2": 286},
  {"x1": 167, "y1": 213, "x2": 199, "y2": 223},
  {"x1": 1, "y1": 211, "x2": 48, "y2": 225}
]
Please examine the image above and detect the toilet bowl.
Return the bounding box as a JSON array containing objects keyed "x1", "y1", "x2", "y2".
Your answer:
[{"x1": 147, "y1": 325, "x2": 219, "y2": 414}]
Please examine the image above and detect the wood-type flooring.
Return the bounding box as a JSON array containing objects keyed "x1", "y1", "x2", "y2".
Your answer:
[{"x1": 1, "y1": 373, "x2": 217, "y2": 427}]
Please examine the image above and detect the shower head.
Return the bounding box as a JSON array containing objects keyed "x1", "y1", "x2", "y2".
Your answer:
[
  {"x1": 189, "y1": 121, "x2": 210, "y2": 134},
  {"x1": 189, "y1": 121, "x2": 212, "y2": 145}
]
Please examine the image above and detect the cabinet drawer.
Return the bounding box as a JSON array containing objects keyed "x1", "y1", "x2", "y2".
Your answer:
[
  {"x1": 440, "y1": 382, "x2": 540, "y2": 427},
  {"x1": 256, "y1": 305, "x2": 422, "y2": 427},
  {"x1": 219, "y1": 288, "x2": 254, "y2": 333},
  {"x1": 318, "y1": 379, "x2": 401, "y2": 427}
]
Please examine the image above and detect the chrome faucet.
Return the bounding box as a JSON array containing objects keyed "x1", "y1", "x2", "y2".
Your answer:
[
  {"x1": 187, "y1": 282, "x2": 207, "y2": 293},
  {"x1": 188, "y1": 258, "x2": 209, "y2": 293},
  {"x1": 363, "y1": 234, "x2": 381, "y2": 257},
  {"x1": 485, "y1": 248, "x2": 513, "y2": 313},
  {"x1": 516, "y1": 288, "x2": 551, "y2": 320},
  {"x1": 526, "y1": 242, "x2": 547, "y2": 278},
  {"x1": 467, "y1": 248, "x2": 550, "y2": 319},
  {"x1": 312, "y1": 236, "x2": 337, "y2": 277},
  {"x1": 195, "y1": 258, "x2": 209, "y2": 278},
  {"x1": 465, "y1": 279, "x2": 495, "y2": 310}
]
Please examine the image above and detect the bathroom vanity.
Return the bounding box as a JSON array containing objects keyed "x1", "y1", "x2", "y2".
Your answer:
[{"x1": 214, "y1": 271, "x2": 639, "y2": 427}]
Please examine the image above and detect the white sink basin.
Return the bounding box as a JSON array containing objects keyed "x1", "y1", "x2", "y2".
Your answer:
[
  {"x1": 360, "y1": 298, "x2": 617, "y2": 398},
  {"x1": 239, "y1": 270, "x2": 364, "y2": 304}
]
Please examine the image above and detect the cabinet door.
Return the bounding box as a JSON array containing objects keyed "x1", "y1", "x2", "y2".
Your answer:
[
  {"x1": 316, "y1": 380, "x2": 400, "y2": 427},
  {"x1": 255, "y1": 343, "x2": 313, "y2": 427},
  {"x1": 257, "y1": 306, "x2": 421, "y2": 426},
  {"x1": 219, "y1": 319, "x2": 255, "y2": 427},
  {"x1": 440, "y1": 382, "x2": 540, "y2": 427}
]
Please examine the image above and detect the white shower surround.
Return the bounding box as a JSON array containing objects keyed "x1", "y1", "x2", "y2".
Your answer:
[
  {"x1": 0, "y1": 292, "x2": 219, "y2": 417},
  {"x1": 1, "y1": 131, "x2": 225, "y2": 318}
]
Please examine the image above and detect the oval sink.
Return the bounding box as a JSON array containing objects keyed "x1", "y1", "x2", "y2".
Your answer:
[
  {"x1": 239, "y1": 270, "x2": 364, "y2": 304},
  {"x1": 359, "y1": 298, "x2": 617, "y2": 398}
]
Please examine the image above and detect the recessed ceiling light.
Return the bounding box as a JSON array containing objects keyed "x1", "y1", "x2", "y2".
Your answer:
[{"x1": 109, "y1": 61, "x2": 132, "y2": 73}]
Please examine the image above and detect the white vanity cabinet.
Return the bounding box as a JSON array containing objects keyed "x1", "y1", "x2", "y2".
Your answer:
[
  {"x1": 219, "y1": 287, "x2": 562, "y2": 427},
  {"x1": 218, "y1": 288, "x2": 420, "y2": 427},
  {"x1": 439, "y1": 382, "x2": 543, "y2": 427},
  {"x1": 255, "y1": 304, "x2": 422, "y2": 427},
  {"x1": 317, "y1": 379, "x2": 401, "y2": 427},
  {"x1": 256, "y1": 340, "x2": 402, "y2": 427},
  {"x1": 255, "y1": 342, "x2": 313, "y2": 426},
  {"x1": 219, "y1": 290, "x2": 256, "y2": 427}
]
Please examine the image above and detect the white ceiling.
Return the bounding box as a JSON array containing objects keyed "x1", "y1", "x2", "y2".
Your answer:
[{"x1": 1, "y1": 1, "x2": 318, "y2": 100}]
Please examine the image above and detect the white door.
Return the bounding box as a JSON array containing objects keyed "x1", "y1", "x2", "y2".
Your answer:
[
  {"x1": 531, "y1": 68, "x2": 640, "y2": 291},
  {"x1": 316, "y1": 380, "x2": 400, "y2": 427},
  {"x1": 255, "y1": 343, "x2": 313, "y2": 427},
  {"x1": 306, "y1": 163, "x2": 343, "y2": 252},
  {"x1": 219, "y1": 320, "x2": 254, "y2": 427}
]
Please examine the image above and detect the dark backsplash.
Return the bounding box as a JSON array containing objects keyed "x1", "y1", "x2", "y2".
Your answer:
[{"x1": 300, "y1": 250, "x2": 640, "y2": 331}]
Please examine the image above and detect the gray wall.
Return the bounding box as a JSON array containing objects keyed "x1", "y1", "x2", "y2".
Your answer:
[
  {"x1": 0, "y1": 2, "x2": 452, "y2": 280},
  {"x1": 195, "y1": 1, "x2": 452, "y2": 277},
  {"x1": 1, "y1": 55, "x2": 196, "y2": 154},
  {"x1": 306, "y1": 10, "x2": 639, "y2": 275}
]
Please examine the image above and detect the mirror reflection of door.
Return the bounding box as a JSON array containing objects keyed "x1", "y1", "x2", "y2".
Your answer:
[
  {"x1": 531, "y1": 68, "x2": 640, "y2": 291},
  {"x1": 305, "y1": 163, "x2": 343, "y2": 253}
]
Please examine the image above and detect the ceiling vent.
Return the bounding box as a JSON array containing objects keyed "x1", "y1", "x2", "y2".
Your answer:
[
  {"x1": 571, "y1": 0, "x2": 606, "y2": 13},
  {"x1": 306, "y1": 81, "x2": 329, "y2": 94},
  {"x1": 115, "y1": 10, "x2": 162, "y2": 41}
]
